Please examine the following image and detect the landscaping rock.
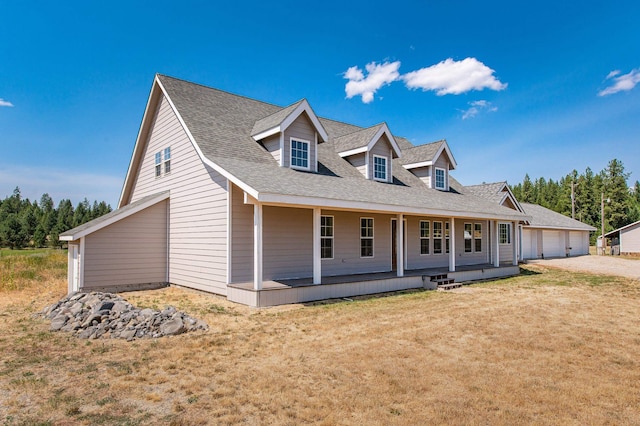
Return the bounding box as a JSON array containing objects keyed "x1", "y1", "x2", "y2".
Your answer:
[{"x1": 41, "y1": 292, "x2": 208, "y2": 341}]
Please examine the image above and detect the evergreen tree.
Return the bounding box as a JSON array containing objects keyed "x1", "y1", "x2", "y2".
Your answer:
[{"x1": 602, "y1": 159, "x2": 631, "y2": 232}]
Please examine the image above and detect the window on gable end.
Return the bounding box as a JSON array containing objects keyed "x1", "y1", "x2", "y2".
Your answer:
[
  {"x1": 373, "y1": 155, "x2": 387, "y2": 181},
  {"x1": 155, "y1": 152, "x2": 162, "y2": 177},
  {"x1": 435, "y1": 168, "x2": 446, "y2": 190},
  {"x1": 290, "y1": 138, "x2": 310, "y2": 170},
  {"x1": 163, "y1": 147, "x2": 171, "y2": 174}
]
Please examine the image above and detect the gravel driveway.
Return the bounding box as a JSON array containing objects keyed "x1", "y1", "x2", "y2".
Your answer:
[{"x1": 526, "y1": 255, "x2": 640, "y2": 280}]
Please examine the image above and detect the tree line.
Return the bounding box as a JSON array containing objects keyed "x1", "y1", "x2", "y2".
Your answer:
[
  {"x1": 510, "y1": 159, "x2": 640, "y2": 242},
  {"x1": 0, "y1": 187, "x2": 112, "y2": 249}
]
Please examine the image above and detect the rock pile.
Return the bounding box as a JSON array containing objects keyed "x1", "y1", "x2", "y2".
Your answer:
[{"x1": 42, "y1": 292, "x2": 208, "y2": 340}]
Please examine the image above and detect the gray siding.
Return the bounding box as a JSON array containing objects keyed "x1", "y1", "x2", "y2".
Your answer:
[
  {"x1": 411, "y1": 166, "x2": 432, "y2": 188},
  {"x1": 230, "y1": 183, "x2": 254, "y2": 283},
  {"x1": 346, "y1": 153, "x2": 367, "y2": 178},
  {"x1": 263, "y1": 206, "x2": 313, "y2": 279},
  {"x1": 454, "y1": 219, "x2": 490, "y2": 266},
  {"x1": 262, "y1": 134, "x2": 281, "y2": 164},
  {"x1": 369, "y1": 134, "x2": 393, "y2": 183},
  {"x1": 83, "y1": 200, "x2": 168, "y2": 288},
  {"x1": 321, "y1": 210, "x2": 392, "y2": 276},
  {"x1": 499, "y1": 223, "x2": 515, "y2": 263},
  {"x1": 130, "y1": 94, "x2": 228, "y2": 295},
  {"x1": 621, "y1": 223, "x2": 640, "y2": 253},
  {"x1": 283, "y1": 112, "x2": 317, "y2": 172}
]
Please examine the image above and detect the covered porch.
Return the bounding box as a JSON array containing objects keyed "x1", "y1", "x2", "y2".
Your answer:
[{"x1": 228, "y1": 263, "x2": 520, "y2": 307}]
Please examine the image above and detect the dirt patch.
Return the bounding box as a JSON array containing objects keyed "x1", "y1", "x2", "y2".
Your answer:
[{"x1": 526, "y1": 255, "x2": 640, "y2": 280}]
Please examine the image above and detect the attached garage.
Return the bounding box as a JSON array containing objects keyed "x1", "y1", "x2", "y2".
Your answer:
[
  {"x1": 542, "y1": 230, "x2": 565, "y2": 258},
  {"x1": 569, "y1": 231, "x2": 589, "y2": 256}
]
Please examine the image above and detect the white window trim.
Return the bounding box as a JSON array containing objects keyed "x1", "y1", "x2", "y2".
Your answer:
[
  {"x1": 163, "y1": 147, "x2": 171, "y2": 175},
  {"x1": 290, "y1": 137, "x2": 311, "y2": 171},
  {"x1": 420, "y1": 220, "x2": 430, "y2": 256},
  {"x1": 499, "y1": 222, "x2": 511, "y2": 245},
  {"x1": 445, "y1": 221, "x2": 450, "y2": 254},
  {"x1": 321, "y1": 215, "x2": 334, "y2": 260},
  {"x1": 464, "y1": 222, "x2": 473, "y2": 253},
  {"x1": 373, "y1": 154, "x2": 388, "y2": 182},
  {"x1": 474, "y1": 223, "x2": 483, "y2": 253},
  {"x1": 435, "y1": 167, "x2": 446, "y2": 190},
  {"x1": 433, "y1": 221, "x2": 443, "y2": 255},
  {"x1": 360, "y1": 217, "x2": 374, "y2": 258},
  {"x1": 154, "y1": 151, "x2": 162, "y2": 178}
]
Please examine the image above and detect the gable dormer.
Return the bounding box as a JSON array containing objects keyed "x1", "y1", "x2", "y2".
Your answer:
[
  {"x1": 251, "y1": 100, "x2": 328, "y2": 173},
  {"x1": 334, "y1": 123, "x2": 401, "y2": 183},
  {"x1": 401, "y1": 140, "x2": 457, "y2": 191}
]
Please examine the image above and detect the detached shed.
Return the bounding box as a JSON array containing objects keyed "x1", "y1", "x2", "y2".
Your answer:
[{"x1": 604, "y1": 220, "x2": 640, "y2": 256}]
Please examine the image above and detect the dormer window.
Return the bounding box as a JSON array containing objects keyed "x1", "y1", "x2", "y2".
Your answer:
[
  {"x1": 290, "y1": 138, "x2": 310, "y2": 170},
  {"x1": 435, "y1": 167, "x2": 446, "y2": 190},
  {"x1": 373, "y1": 155, "x2": 387, "y2": 181}
]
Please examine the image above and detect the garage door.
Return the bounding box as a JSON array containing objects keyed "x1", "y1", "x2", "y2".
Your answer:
[
  {"x1": 569, "y1": 231, "x2": 588, "y2": 256},
  {"x1": 542, "y1": 230, "x2": 565, "y2": 258},
  {"x1": 522, "y1": 229, "x2": 537, "y2": 259}
]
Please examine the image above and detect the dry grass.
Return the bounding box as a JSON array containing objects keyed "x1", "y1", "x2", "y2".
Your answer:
[{"x1": 1, "y1": 252, "x2": 639, "y2": 425}]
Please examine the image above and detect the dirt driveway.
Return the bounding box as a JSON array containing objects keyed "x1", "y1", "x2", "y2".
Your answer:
[{"x1": 526, "y1": 255, "x2": 640, "y2": 280}]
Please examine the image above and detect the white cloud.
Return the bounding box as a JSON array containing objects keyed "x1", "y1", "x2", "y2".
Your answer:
[
  {"x1": 344, "y1": 61, "x2": 401, "y2": 103},
  {"x1": 461, "y1": 100, "x2": 498, "y2": 120},
  {"x1": 401, "y1": 57, "x2": 507, "y2": 95},
  {"x1": 598, "y1": 68, "x2": 640, "y2": 96},
  {"x1": 0, "y1": 98, "x2": 14, "y2": 107}
]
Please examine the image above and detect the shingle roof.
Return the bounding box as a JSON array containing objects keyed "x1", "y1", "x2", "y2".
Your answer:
[
  {"x1": 332, "y1": 124, "x2": 384, "y2": 153},
  {"x1": 251, "y1": 100, "x2": 303, "y2": 136},
  {"x1": 466, "y1": 182, "x2": 508, "y2": 204},
  {"x1": 520, "y1": 203, "x2": 596, "y2": 231},
  {"x1": 400, "y1": 140, "x2": 445, "y2": 165},
  {"x1": 155, "y1": 75, "x2": 528, "y2": 221}
]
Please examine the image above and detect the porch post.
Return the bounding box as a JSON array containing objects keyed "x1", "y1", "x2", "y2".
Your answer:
[
  {"x1": 513, "y1": 222, "x2": 519, "y2": 265},
  {"x1": 449, "y1": 218, "x2": 456, "y2": 272},
  {"x1": 253, "y1": 203, "x2": 263, "y2": 290},
  {"x1": 397, "y1": 214, "x2": 404, "y2": 277},
  {"x1": 493, "y1": 220, "x2": 500, "y2": 267},
  {"x1": 313, "y1": 208, "x2": 322, "y2": 284}
]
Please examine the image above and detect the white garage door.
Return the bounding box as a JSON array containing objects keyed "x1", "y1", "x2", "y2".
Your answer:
[
  {"x1": 522, "y1": 229, "x2": 537, "y2": 259},
  {"x1": 569, "y1": 231, "x2": 589, "y2": 256},
  {"x1": 542, "y1": 230, "x2": 565, "y2": 258}
]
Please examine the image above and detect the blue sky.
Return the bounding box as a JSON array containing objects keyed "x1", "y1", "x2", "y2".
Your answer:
[{"x1": 1, "y1": 0, "x2": 639, "y2": 207}]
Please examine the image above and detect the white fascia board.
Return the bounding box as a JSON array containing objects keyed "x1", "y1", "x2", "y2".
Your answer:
[
  {"x1": 280, "y1": 100, "x2": 329, "y2": 142},
  {"x1": 402, "y1": 160, "x2": 433, "y2": 170},
  {"x1": 60, "y1": 192, "x2": 170, "y2": 241},
  {"x1": 155, "y1": 77, "x2": 260, "y2": 200},
  {"x1": 501, "y1": 186, "x2": 526, "y2": 213},
  {"x1": 524, "y1": 225, "x2": 596, "y2": 232},
  {"x1": 255, "y1": 192, "x2": 530, "y2": 221},
  {"x1": 251, "y1": 126, "x2": 281, "y2": 141},
  {"x1": 367, "y1": 124, "x2": 402, "y2": 158},
  {"x1": 338, "y1": 146, "x2": 367, "y2": 157},
  {"x1": 434, "y1": 141, "x2": 458, "y2": 170},
  {"x1": 118, "y1": 77, "x2": 162, "y2": 208}
]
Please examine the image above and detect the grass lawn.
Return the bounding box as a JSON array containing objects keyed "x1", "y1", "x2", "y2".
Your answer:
[{"x1": 1, "y1": 252, "x2": 639, "y2": 425}]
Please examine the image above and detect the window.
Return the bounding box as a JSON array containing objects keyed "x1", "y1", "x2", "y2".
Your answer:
[
  {"x1": 433, "y1": 221, "x2": 443, "y2": 254},
  {"x1": 499, "y1": 223, "x2": 511, "y2": 244},
  {"x1": 290, "y1": 138, "x2": 310, "y2": 170},
  {"x1": 321, "y1": 216, "x2": 333, "y2": 259},
  {"x1": 420, "y1": 220, "x2": 430, "y2": 255},
  {"x1": 435, "y1": 168, "x2": 446, "y2": 190},
  {"x1": 155, "y1": 152, "x2": 162, "y2": 177},
  {"x1": 445, "y1": 221, "x2": 450, "y2": 254},
  {"x1": 464, "y1": 223, "x2": 473, "y2": 253},
  {"x1": 155, "y1": 147, "x2": 171, "y2": 177},
  {"x1": 360, "y1": 218, "x2": 374, "y2": 257},
  {"x1": 373, "y1": 155, "x2": 387, "y2": 181},
  {"x1": 163, "y1": 147, "x2": 171, "y2": 174},
  {"x1": 474, "y1": 223, "x2": 482, "y2": 252}
]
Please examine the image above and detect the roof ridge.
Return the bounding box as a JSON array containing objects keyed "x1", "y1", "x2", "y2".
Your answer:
[{"x1": 333, "y1": 123, "x2": 384, "y2": 140}]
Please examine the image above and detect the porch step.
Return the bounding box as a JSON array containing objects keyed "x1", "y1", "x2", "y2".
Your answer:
[
  {"x1": 437, "y1": 282, "x2": 462, "y2": 291},
  {"x1": 430, "y1": 274, "x2": 460, "y2": 290}
]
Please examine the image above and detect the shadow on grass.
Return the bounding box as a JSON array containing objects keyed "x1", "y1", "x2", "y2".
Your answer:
[{"x1": 519, "y1": 266, "x2": 542, "y2": 276}]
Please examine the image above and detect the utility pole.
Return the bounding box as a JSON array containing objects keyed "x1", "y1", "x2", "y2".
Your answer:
[{"x1": 600, "y1": 192, "x2": 610, "y2": 255}]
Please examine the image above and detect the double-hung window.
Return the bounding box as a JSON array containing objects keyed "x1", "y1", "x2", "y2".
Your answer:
[
  {"x1": 435, "y1": 168, "x2": 446, "y2": 190},
  {"x1": 464, "y1": 223, "x2": 473, "y2": 253},
  {"x1": 420, "y1": 220, "x2": 430, "y2": 255},
  {"x1": 321, "y1": 216, "x2": 334, "y2": 259},
  {"x1": 154, "y1": 147, "x2": 171, "y2": 177},
  {"x1": 445, "y1": 221, "x2": 450, "y2": 254},
  {"x1": 433, "y1": 221, "x2": 443, "y2": 254},
  {"x1": 163, "y1": 147, "x2": 171, "y2": 174},
  {"x1": 155, "y1": 152, "x2": 162, "y2": 177},
  {"x1": 373, "y1": 155, "x2": 387, "y2": 181},
  {"x1": 499, "y1": 223, "x2": 511, "y2": 244},
  {"x1": 360, "y1": 218, "x2": 374, "y2": 257},
  {"x1": 290, "y1": 138, "x2": 310, "y2": 170},
  {"x1": 474, "y1": 223, "x2": 482, "y2": 252}
]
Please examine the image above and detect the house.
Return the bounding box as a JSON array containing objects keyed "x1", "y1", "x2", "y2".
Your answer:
[
  {"x1": 466, "y1": 182, "x2": 595, "y2": 259},
  {"x1": 604, "y1": 220, "x2": 640, "y2": 256},
  {"x1": 61, "y1": 74, "x2": 531, "y2": 307}
]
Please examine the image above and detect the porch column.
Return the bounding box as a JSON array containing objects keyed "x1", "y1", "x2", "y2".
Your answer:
[
  {"x1": 449, "y1": 218, "x2": 456, "y2": 272},
  {"x1": 397, "y1": 214, "x2": 404, "y2": 277},
  {"x1": 513, "y1": 222, "x2": 519, "y2": 265},
  {"x1": 313, "y1": 208, "x2": 322, "y2": 284},
  {"x1": 253, "y1": 203, "x2": 263, "y2": 290},
  {"x1": 493, "y1": 220, "x2": 500, "y2": 267}
]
